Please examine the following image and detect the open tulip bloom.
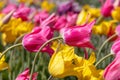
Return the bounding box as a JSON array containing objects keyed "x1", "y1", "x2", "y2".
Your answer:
[{"x1": 49, "y1": 44, "x2": 103, "y2": 80}]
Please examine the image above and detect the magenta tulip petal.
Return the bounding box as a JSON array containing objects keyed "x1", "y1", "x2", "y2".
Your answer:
[
  {"x1": 101, "y1": 0, "x2": 114, "y2": 17},
  {"x1": 16, "y1": 68, "x2": 38, "y2": 80},
  {"x1": 2, "y1": 4, "x2": 17, "y2": 14},
  {"x1": 104, "y1": 52, "x2": 120, "y2": 80},
  {"x1": 34, "y1": 10, "x2": 49, "y2": 25},
  {"x1": 116, "y1": 25, "x2": 120, "y2": 36},
  {"x1": 111, "y1": 38, "x2": 120, "y2": 55},
  {"x1": 13, "y1": 4, "x2": 31, "y2": 21},
  {"x1": 22, "y1": 26, "x2": 54, "y2": 56},
  {"x1": 60, "y1": 20, "x2": 95, "y2": 49}
]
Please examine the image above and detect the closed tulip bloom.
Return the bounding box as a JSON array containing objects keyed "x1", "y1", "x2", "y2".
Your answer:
[
  {"x1": 101, "y1": 0, "x2": 114, "y2": 17},
  {"x1": 104, "y1": 52, "x2": 120, "y2": 80},
  {"x1": 53, "y1": 15, "x2": 67, "y2": 31},
  {"x1": 16, "y1": 68, "x2": 38, "y2": 80},
  {"x1": 60, "y1": 20, "x2": 95, "y2": 49},
  {"x1": 22, "y1": 26, "x2": 54, "y2": 56},
  {"x1": 13, "y1": 4, "x2": 31, "y2": 21}
]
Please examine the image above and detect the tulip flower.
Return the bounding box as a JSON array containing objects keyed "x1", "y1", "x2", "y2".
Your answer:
[
  {"x1": 53, "y1": 15, "x2": 67, "y2": 31},
  {"x1": 49, "y1": 45, "x2": 103, "y2": 80},
  {"x1": 0, "y1": 53, "x2": 8, "y2": 71},
  {"x1": 17, "y1": 0, "x2": 33, "y2": 5},
  {"x1": 66, "y1": 12, "x2": 78, "y2": 27},
  {"x1": 2, "y1": 4, "x2": 17, "y2": 14},
  {"x1": 112, "y1": 7, "x2": 120, "y2": 22},
  {"x1": 111, "y1": 38, "x2": 120, "y2": 55},
  {"x1": 41, "y1": 0, "x2": 55, "y2": 12},
  {"x1": 60, "y1": 20, "x2": 95, "y2": 49},
  {"x1": 13, "y1": 4, "x2": 31, "y2": 21},
  {"x1": 92, "y1": 20, "x2": 117, "y2": 36},
  {"x1": 16, "y1": 68, "x2": 38, "y2": 80},
  {"x1": 77, "y1": 5, "x2": 100, "y2": 25},
  {"x1": 53, "y1": 12, "x2": 77, "y2": 31},
  {"x1": 34, "y1": 10, "x2": 49, "y2": 25},
  {"x1": 104, "y1": 52, "x2": 120, "y2": 80},
  {"x1": 0, "y1": 18, "x2": 34, "y2": 45},
  {"x1": 101, "y1": 0, "x2": 114, "y2": 17},
  {"x1": 22, "y1": 26, "x2": 54, "y2": 56},
  {"x1": 57, "y1": 0, "x2": 79, "y2": 15},
  {"x1": 116, "y1": 24, "x2": 120, "y2": 36}
]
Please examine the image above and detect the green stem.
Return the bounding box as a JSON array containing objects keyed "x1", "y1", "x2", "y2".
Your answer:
[
  {"x1": 14, "y1": 34, "x2": 25, "y2": 44},
  {"x1": 95, "y1": 15, "x2": 104, "y2": 25},
  {"x1": 48, "y1": 75, "x2": 54, "y2": 80},
  {"x1": 29, "y1": 36, "x2": 62, "y2": 80},
  {"x1": 97, "y1": 34, "x2": 117, "y2": 59},
  {"x1": 0, "y1": 43, "x2": 22, "y2": 59},
  {"x1": 95, "y1": 53, "x2": 113, "y2": 67}
]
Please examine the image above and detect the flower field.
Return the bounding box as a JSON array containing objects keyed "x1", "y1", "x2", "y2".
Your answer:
[{"x1": 0, "y1": 0, "x2": 120, "y2": 80}]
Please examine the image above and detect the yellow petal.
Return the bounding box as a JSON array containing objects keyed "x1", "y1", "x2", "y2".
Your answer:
[
  {"x1": 49, "y1": 46, "x2": 83, "y2": 78},
  {"x1": 88, "y1": 52, "x2": 96, "y2": 64},
  {"x1": 0, "y1": 53, "x2": 9, "y2": 71},
  {"x1": 112, "y1": 7, "x2": 120, "y2": 22},
  {"x1": 76, "y1": 9, "x2": 89, "y2": 25},
  {"x1": 41, "y1": 0, "x2": 55, "y2": 12}
]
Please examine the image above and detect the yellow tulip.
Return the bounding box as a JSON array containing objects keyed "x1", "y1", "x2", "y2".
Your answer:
[
  {"x1": 41, "y1": 0, "x2": 55, "y2": 12},
  {"x1": 49, "y1": 44, "x2": 103, "y2": 80},
  {"x1": 76, "y1": 9, "x2": 89, "y2": 25},
  {"x1": 0, "y1": 18, "x2": 34, "y2": 45},
  {"x1": 112, "y1": 7, "x2": 120, "y2": 22},
  {"x1": 0, "y1": 53, "x2": 8, "y2": 71},
  {"x1": 76, "y1": 5, "x2": 100, "y2": 25},
  {"x1": 17, "y1": 0, "x2": 33, "y2": 5},
  {"x1": 0, "y1": 1, "x2": 7, "y2": 10},
  {"x1": 92, "y1": 20, "x2": 117, "y2": 35}
]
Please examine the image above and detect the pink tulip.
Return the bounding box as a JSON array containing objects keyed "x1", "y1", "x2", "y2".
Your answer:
[
  {"x1": 40, "y1": 13, "x2": 58, "y2": 29},
  {"x1": 53, "y1": 12, "x2": 78, "y2": 31},
  {"x1": 53, "y1": 15, "x2": 67, "y2": 31},
  {"x1": 101, "y1": 0, "x2": 114, "y2": 17},
  {"x1": 13, "y1": 4, "x2": 31, "y2": 21},
  {"x1": 22, "y1": 26, "x2": 54, "y2": 56},
  {"x1": 2, "y1": 4, "x2": 17, "y2": 14},
  {"x1": 34, "y1": 10, "x2": 49, "y2": 25},
  {"x1": 111, "y1": 38, "x2": 120, "y2": 55},
  {"x1": 66, "y1": 12, "x2": 78, "y2": 27},
  {"x1": 60, "y1": 20, "x2": 95, "y2": 49},
  {"x1": 104, "y1": 52, "x2": 120, "y2": 80},
  {"x1": 16, "y1": 68, "x2": 38, "y2": 80},
  {"x1": 115, "y1": 25, "x2": 120, "y2": 36}
]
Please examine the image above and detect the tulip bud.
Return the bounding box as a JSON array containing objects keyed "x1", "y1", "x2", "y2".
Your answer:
[
  {"x1": 60, "y1": 20, "x2": 95, "y2": 49},
  {"x1": 22, "y1": 26, "x2": 54, "y2": 56}
]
